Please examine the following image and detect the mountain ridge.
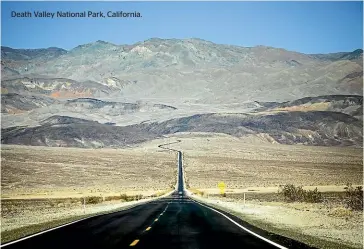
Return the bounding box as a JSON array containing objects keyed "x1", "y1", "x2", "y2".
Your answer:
[
  {"x1": 2, "y1": 39, "x2": 362, "y2": 55},
  {"x1": 1, "y1": 38, "x2": 362, "y2": 104},
  {"x1": 1, "y1": 38, "x2": 362, "y2": 148}
]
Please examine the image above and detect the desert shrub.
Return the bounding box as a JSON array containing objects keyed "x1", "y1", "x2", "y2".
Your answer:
[
  {"x1": 118, "y1": 194, "x2": 143, "y2": 202},
  {"x1": 280, "y1": 184, "x2": 305, "y2": 202},
  {"x1": 47, "y1": 200, "x2": 57, "y2": 208},
  {"x1": 344, "y1": 184, "x2": 363, "y2": 211},
  {"x1": 120, "y1": 194, "x2": 128, "y2": 201},
  {"x1": 221, "y1": 193, "x2": 227, "y2": 197},
  {"x1": 85, "y1": 196, "x2": 103, "y2": 204},
  {"x1": 280, "y1": 184, "x2": 322, "y2": 203},
  {"x1": 304, "y1": 188, "x2": 322, "y2": 203},
  {"x1": 105, "y1": 195, "x2": 121, "y2": 201},
  {"x1": 128, "y1": 195, "x2": 143, "y2": 201}
]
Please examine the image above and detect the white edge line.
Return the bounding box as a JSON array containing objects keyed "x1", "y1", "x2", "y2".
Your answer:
[
  {"x1": 1, "y1": 190, "x2": 174, "y2": 247},
  {"x1": 190, "y1": 198, "x2": 288, "y2": 249},
  {"x1": 1, "y1": 215, "x2": 95, "y2": 247},
  {"x1": 181, "y1": 151, "x2": 286, "y2": 249}
]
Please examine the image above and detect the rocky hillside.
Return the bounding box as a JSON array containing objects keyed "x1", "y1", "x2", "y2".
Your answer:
[
  {"x1": 1, "y1": 93, "x2": 59, "y2": 114},
  {"x1": 1, "y1": 46, "x2": 67, "y2": 61},
  {"x1": 1, "y1": 47, "x2": 67, "y2": 78},
  {"x1": 1, "y1": 39, "x2": 362, "y2": 103},
  {"x1": 2, "y1": 110, "x2": 362, "y2": 148},
  {"x1": 1, "y1": 95, "x2": 179, "y2": 129},
  {"x1": 2, "y1": 95, "x2": 362, "y2": 148},
  {"x1": 1, "y1": 116, "x2": 156, "y2": 148},
  {"x1": 1, "y1": 39, "x2": 362, "y2": 148},
  {"x1": 255, "y1": 95, "x2": 363, "y2": 119}
]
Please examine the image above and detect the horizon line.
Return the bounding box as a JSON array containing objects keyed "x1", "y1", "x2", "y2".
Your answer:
[{"x1": 2, "y1": 37, "x2": 363, "y2": 55}]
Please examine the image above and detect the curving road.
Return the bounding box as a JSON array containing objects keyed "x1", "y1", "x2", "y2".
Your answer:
[{"x1": 2, "y1": 149, "x2": 315, "y2": 249}]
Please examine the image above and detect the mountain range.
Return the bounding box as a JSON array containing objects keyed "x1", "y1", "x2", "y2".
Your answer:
[{"x1": 1, "y1": 38, "x2": 363, "y2": 148}]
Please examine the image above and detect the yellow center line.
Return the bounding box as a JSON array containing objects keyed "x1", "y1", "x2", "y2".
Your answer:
[
  {"x1": 145, "y1": 227, "x2": 152, "y2": 231},
  {"x1": 129, "y1": 239, "x2": 139, "y2": 246},
  {"x1": 155, "y1": 218, "x2": 159, "y2": 222}
]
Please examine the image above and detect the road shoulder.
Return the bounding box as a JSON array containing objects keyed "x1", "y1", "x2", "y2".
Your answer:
[{"x1": 187, "y1": 192, "x2": 361, "y2": 249}]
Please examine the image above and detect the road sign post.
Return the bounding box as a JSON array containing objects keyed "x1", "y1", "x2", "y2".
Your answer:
[{"x1": 83, "y1": 196, "x2": 86, "y2": 214}]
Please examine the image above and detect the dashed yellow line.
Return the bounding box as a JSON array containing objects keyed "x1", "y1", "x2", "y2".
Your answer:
[
  {"x1": 129, "y1": 212, "x2": 164, "y2": 246},
  {"x1": 130, "y1": 239, "x2": 139, "y2": 246}
]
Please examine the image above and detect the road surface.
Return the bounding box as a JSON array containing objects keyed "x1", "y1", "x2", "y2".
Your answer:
[{"x1": 2, "y1": 151, "x2": 314, "y2": 249}]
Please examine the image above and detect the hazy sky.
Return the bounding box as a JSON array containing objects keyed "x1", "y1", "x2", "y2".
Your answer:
[{"x1": 1, "y1": 1, "x2": 363, "y2": 53}]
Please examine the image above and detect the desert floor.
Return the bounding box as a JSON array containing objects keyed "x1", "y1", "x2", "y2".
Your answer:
[
  {"x1": 140, "y1": 132, "x2": 363, "y2": 189},
  {"x1": 1, "y1": 144, "x2": 177, "y2": 198}
]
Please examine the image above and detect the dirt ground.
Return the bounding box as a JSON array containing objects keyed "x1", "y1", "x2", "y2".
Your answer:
[
  {"x1": 153, "y1": 132, "x2": 363, "y2": 189},
  {"x1": 1, "y1": 145, "x2": 177, "y2": 198}
]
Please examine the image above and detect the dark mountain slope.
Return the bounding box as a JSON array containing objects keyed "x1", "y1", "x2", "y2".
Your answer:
[
  {"x1": 1, "y1": 93, "x2": 59, "y2": 113},
  {"x1": 2, "y1": 110, "x2": 362, "y2": 148}
]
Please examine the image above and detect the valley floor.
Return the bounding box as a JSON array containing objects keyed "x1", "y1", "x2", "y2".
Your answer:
[
  {"x1": 140, "y1": 132, "x2": 363, "y2": 187},
  {"x1": 1, "y1": 145, "x2": 177, "y2": 197},
  {"x1": 1, "y1": 134, "x2": 362, "y2": 247}
]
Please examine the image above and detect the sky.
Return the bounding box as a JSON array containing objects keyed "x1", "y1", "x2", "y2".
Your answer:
[{"x1": 1, "y1": 1, "x2": 363, "y2": 54}]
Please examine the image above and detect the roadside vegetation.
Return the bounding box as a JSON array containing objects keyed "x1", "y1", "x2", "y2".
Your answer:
[
  {"x1": 85, "y1": 191, "x2": 170, "y2": 204},
  {"x1": 343, "y1": 184, "x2": 363, "y2": 211},
  {"x1": 1, "y1": 189, "x2": 172, "y2": 244},
  {"x1": 190, "y1": 184, "x2": 363, "y2": 249},
  {"x1": 279, "y1": 184, "x2": 322, "y2": 203},
  {"x1": 279, "y1": 184, "x2": 363, "y2": 211},
  {"x1": 83, "y1": 194, "x2": 145, "y2": 204}
]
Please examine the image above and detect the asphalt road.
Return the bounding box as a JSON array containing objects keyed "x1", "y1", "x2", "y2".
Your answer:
[{"x1": 2, "y1": 151, "x2": 314, "y2": 249}]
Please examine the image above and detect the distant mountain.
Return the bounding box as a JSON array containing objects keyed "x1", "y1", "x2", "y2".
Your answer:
[
  {"x1": 1, "y1": 39, "x2": 362, "y2": 103},
  {"x1": 1, "y1": 39, "x2": 362, "y2": 149},
  {"x1": 1, "y1": 116, "x2": 156, "y2": 148},
  {"x1": 2, "y1": 109, "x2": 362, "y2": 148},
  {"x1": 1, "y1": 77, "x2": 114, "y2": 98},
  {"x1": 1, "y1": 94, "x2": 178, "y2": 129},
  {"x1": 310, "y1": 49, "x2": 363, "y2": 62},
  {"x1": 255, "y1": 95, "x2": 363, "y2": 119},
  {"x1": 1, "y1": 46, "x2": 67, "y2": 78},
  {"x1": 1, "y1": 93, "x2": 59, "y2": 114},
  {"x1": 1, "y1": 46, "x2": 67, "y2": 61}
]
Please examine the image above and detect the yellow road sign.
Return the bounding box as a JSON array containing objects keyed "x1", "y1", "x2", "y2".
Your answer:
[{"x1": 218, "y1": 182, "x2": 226, "y2": 195}]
